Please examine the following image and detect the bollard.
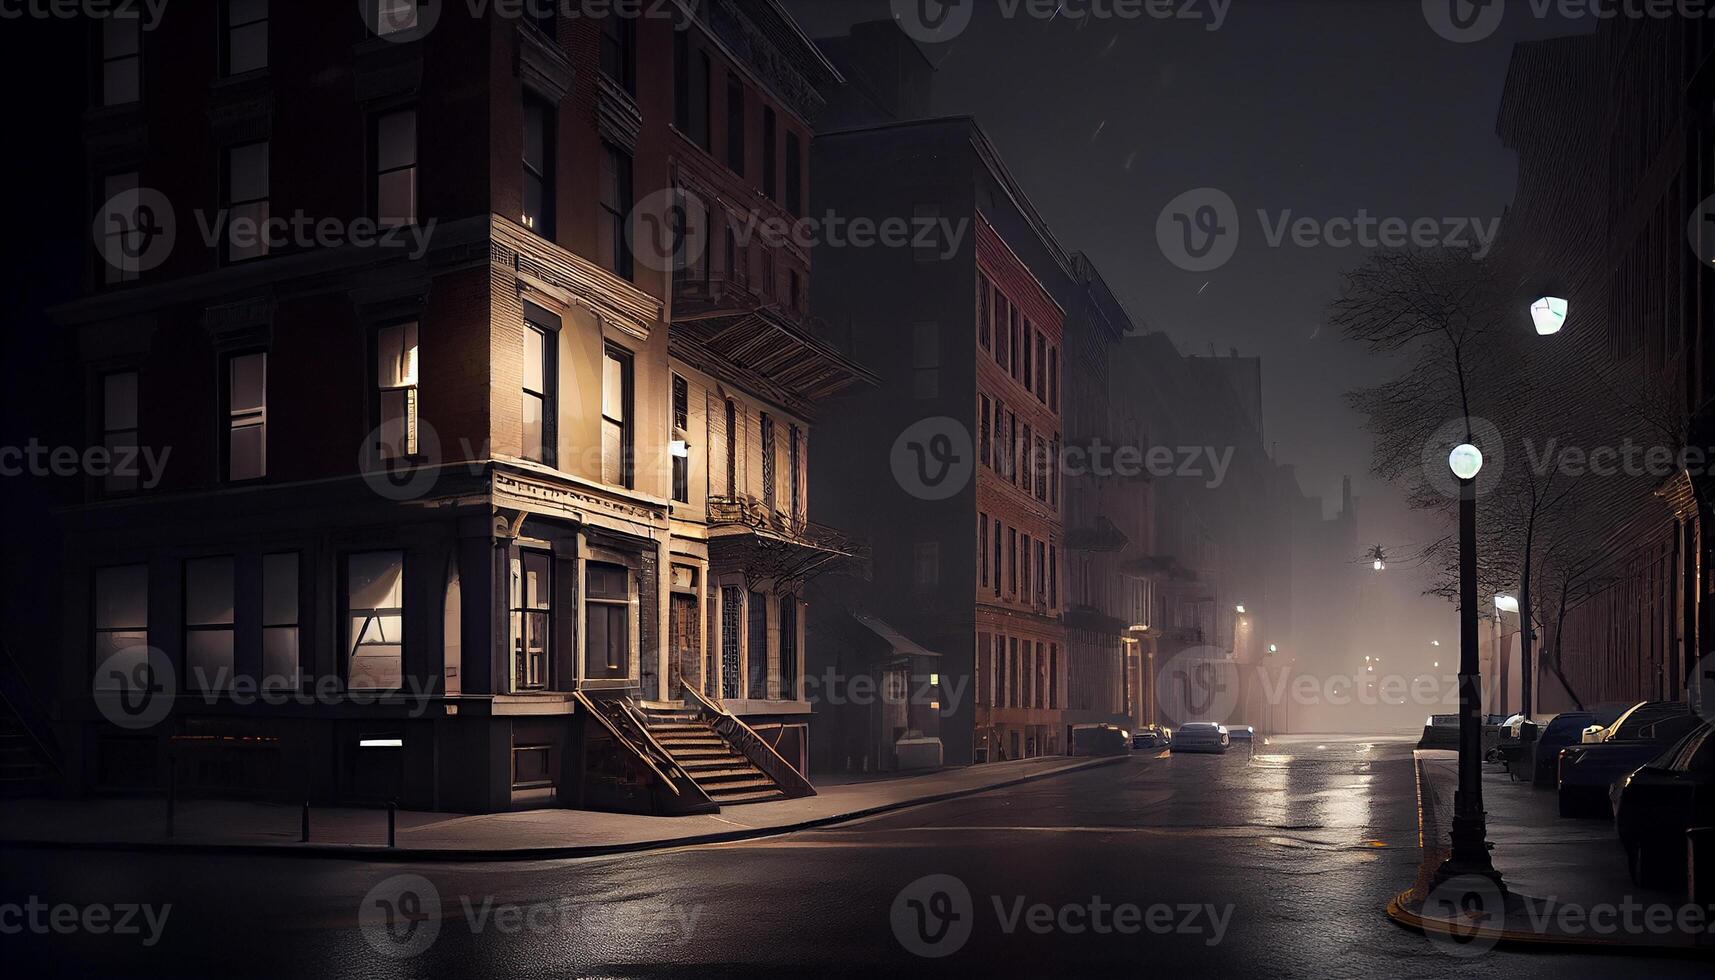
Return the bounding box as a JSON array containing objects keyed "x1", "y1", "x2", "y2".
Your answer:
[
  {"x1": 387, "y1": 801, "x2": 397, "y2": 848},
  {"x1": 301, "y1": 801, "x2": 310, "y2": 843}
]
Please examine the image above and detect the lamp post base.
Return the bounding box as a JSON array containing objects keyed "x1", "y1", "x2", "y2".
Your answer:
[{"x1": 1432, "y1": 799, "x2": 1506, "y2": 895}]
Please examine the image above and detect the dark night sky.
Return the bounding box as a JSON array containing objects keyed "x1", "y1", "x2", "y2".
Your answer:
[{"x1": 788, "y1": 0, "x2": 1591, "y2": 530}]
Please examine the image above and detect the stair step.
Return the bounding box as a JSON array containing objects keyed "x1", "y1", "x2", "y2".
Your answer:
[
  {"x1": 686, "y1": 766, "x2": 764, "y2": 781},
  {"x1": 679, "y1": 757, "x2": 749, "y2": 771},
  {"x1": 707, "y1": 789, "x2": 786, "y2": 805},
  {"x1": 646, "y1": 723, "x2": 713, "y2": 734},
  {"x1": 701, "y1": 775, "x2": 776, "y2": 792},
  {"x1": 671, "y1": 747, "x2": 747, "y2": 760},
  {"x1": 656, "y1": 736, "x2": 726, "y2": 748}
]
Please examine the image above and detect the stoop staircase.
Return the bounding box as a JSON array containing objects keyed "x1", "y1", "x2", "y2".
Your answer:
[{"x1": 637, "y1": 705, "x2": 787, "y2": 805}]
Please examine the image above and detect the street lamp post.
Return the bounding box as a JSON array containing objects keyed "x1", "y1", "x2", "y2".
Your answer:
[{"x1": 1438, "y1": 443, "x2": 1504, "y2": 891}]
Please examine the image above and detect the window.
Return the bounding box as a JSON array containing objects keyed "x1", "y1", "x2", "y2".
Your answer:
[
  {"x1": 993, "y1": 633, "x2": 1005, "y2": 708},
  {"x1": 788, "y1": 424, "x2": 802, "y2": 520},
  {"x1": 673, "y1": 29, "x2": 689, "y2": 130},
  {"x1": 1035, "y1": 435, "x2": 1047, "y2": 501},
  {"x1": 510, "y1": 551, "x2": 551, "y2": 691},
  {"x1": 373, "y1": 108, "x2": 417, "y2": 227},
  {"x1": 979, "y1": 395, "x2": 991, "y2": 469},
  {"x1": 1035, "y1": 332, "x2": 1047, "y2": 401},
  {"x1": 223, "y1": 141, "x2": 269, "y2": 262},
  {"x1": 724, "y1": 399, "x2": 737, "y2": 495},
  {"x1": 789, "y1": 269, "x2": 801, "y2": 310},
  {"x1": 530, "y1": 5, "x2": 556, "y2": 39},
  {"x1": 1048, "y1": 546, "x2": 1058, "y2": 609},
  {"x1": 101, "y1": 371, "x2": 139, "y2": 492},
  {"x1": 375, "y1": 322, "x2": 419, "y2": 459},
  {"x1": 226, "y1": 351, "x2": 266, "y2": 481},
  {"x1": 759, "y1": 413, "x2": 776, "y2": 512},
  {"x1": 1009, "y1": 305, "x2": 1021, "y2": 379},
  {"x1": 762, "y1": 106, "x2": 777, "y2": 199},
  {"x1": 1022, "y1": 533, "x2": 1032, "y2": 602},
  {"x1": 602, "y1": 345, "x2": 633, "y2": 487},
  {"x1": 262, "y1": 552, "x2": 299, "y2": 688},
  {"x1": 600, "y1": 11, "x2": 636, "y2": 92},
  {"x1": 222, "y1": 0, "x2": 267, "y2": 76},
  {"x1": 99, "y1": 171, "x2": 142, "y2": 285},
  {"x1": 522, "y1": 97, "x2": 553, "y2": 237},
  {"x1": 726, "y1": 76, "x2": 745, "y2": 174},
  {"x1": 785, "y1": 131, "x2": 803, "y2": 217},
  {"x1": 978, "y1": 274, "x2": 991, "y2": 350},
  {"x1": 779, "y1": 598, "x2": 798, "y2": 699},
  {"x1": 93, "y1": 565, "x2": 148, "y2": 687},
  {"x1": 1049, "y1": 643, "x2": 1059, "y2": 709},
  {"x1": 992, "y1": 518, "x2": 1001, "y2": 597},
  {"x1": 1021, "y1": 423, "x2": 1032, "y2": 491},
  {"x1": 586, "y1": 562, "x2": 630, "y2": 680},
  {"x1": 689, "y1": 50, "x2": 711, "y2": 149},
  {"x1": 1006, "y1": 411, "x2": 1017, "y2": 484},
  {"x1": 671, "y1": 375, "x2": 689, "y2": 504},
  {"x1": 522, "y1": 306, "x2": 556, "y2": 465},
  {"x1": 720, "y1": 585, "x2": 742, "y2": 698},
  {"x1": 598, "y1": 142, "x2": 634, "y2": 279},
  {"x1": 347, "y1": 551, "x2": 404, "y2": 690},
  {"x1": 1007, "y1": 528, "x2": 1017, "y2": 594},
  {"x1": 914, "y1": 542, "x2": 939, "y2": 588},
  {"x1": 1050, "y1": 436, "x2": 1060, "y2": 507},
  {"x1": 913, "y1": 322, "x2": 939, "y2": 399},
  {"x1": 994, "y1": 294, "x2": 1009, "y2": 367},
  {"x1": 979, "y1": 513, "x2": 989, "y2": 588},
  {"x1": 1022, "y1": 319, "x2": 1033, "y2": 387},
  {"x1": 185, "y1": 557, "x2": 234, "y2": 692},
  {"x1": 1035, "y1": 541, "x2": 1046, "y2": 607},
  {"x1": 101, "y1": 14, "x2": 141, "y2": 106},
  {"x1": 1049, "y1": 346, "x2": 1059, "y2": 411},
  {"x1": 1009, "y1": 637, "x2": 1020, "y2": 708},
  {"x1": 747, "y1": 591, "x2": 768, "y2": 699}
]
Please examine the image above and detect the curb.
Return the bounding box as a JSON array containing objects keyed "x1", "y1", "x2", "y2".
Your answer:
[
  {"x1": 0, "y1": 756, "x2": 1125, "y2": 864},
  {"x1": 1384, "y1": 889, "x2": 1713, "y2": 957}
]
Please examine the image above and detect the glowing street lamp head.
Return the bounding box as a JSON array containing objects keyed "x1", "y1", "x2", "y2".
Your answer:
[
  {"x1": 1531, "y1": 296, "x2": 1568, "y2": 336},
  {"x1": 1373, "y1": 558, "x2": 1385, "y2": 571},
  {"x1": 1448, "y1": 443, "x2": 1483, "y2": 481},
  {"x1": 1494, "y1": 594, "x2": 1519, "y2": 614}
]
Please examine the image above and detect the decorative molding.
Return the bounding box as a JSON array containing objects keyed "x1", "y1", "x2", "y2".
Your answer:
[
  {"x1": 516, "y1": 24, "x2": 575, "y2": 104},
  {"x1": 349, "y1": 271, "x2": 430, "y2": 326},
  {"x1": 490, "y1": 215, "x2": 662, "y2": 341},
  {"x1": 597, "y1": 74, "x2": 643, "y2": 152},
  {"x1": 352, "y1": 37, "x2": 423, "y2": 105},
  {"x1": 201, "y1": 294, "x2": 276, "y2": 351},
  {"x1": 206, "y1": 75, "x2": 274, "y2": 146}
]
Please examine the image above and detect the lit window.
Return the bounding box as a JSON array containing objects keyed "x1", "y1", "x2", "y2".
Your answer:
[
  {"x1": 262, "y1": 552, "x2": 299, "y2": 689},
  {"x1": 585, "y1": 561, "x2": 630, "y2": 679},
  {"x1": 522, "y1": 98, "x2": 553, "y2": 236},
  {"x1": 93, "y1": 565, "x2": 148, "y2": 688},
  {"x1": 602, "y1": 345, "x2": 633, "y2": 487},
  {"x1": 376, "y1": 321, "x2": 419, "y2": 459},
  {"x1": 522, "y1": 305, "x2": 556, "y2": 465},
  {"x1": 510, "y1": 551, "x2": 550, "y2": 691},
  {"x1": 346, "y1": 551, "x2": 404, "y2": 690},
  {"x1": 226, "y1": 351, "x2": 266, "y2": 481}
]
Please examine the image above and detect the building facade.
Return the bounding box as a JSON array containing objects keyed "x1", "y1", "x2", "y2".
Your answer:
[{"x1": 50, "y1": 2, "x2": 863, "y2": 813}]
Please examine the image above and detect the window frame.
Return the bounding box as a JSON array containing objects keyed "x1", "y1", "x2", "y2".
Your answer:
[
  {"x1": 371, "y1": 106, "x2": 418, "y2": 229},
  {"x1": 100, "y1": 369, "x2": 140, "y2": 494},
  {"x1": 522, "y1": 95, "x2": 555, "y2": 238},
  {"x1": 222, "y1": 140, "x2": 270, "y2": 264},
  {"x1": 344, "y1": 550, "x2": 406, "y2": 692},
  {"x1": 220, "y1": 0, "x2": 268, "y2": 77},
  {"x1": 598, "y1": 141, "x2": 634, "y2": 279},
  {"x1": 522, "y1": 304, "x2": 558, "y2": 466},
  {"x1": 183, "y1": 556, "x2": 236, "y2": 693},
  {"x1": 510, "y1": 549, "x2": 552, "y2": 692},
  {"x1": 601, "y1": 343, "x2": 634, "y2": 488},
  {"x1": 223, "y1": 350, "x2": 267, "y2": 483}
]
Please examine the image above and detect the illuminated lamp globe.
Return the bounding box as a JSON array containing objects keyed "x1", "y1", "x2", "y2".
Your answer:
[
  {"x1": 1530, "y1": 296, "x2": 1568, "y2": 336},
  {"x1": 1448, "y1": 443, "x2": 1483, "y2": 481}
]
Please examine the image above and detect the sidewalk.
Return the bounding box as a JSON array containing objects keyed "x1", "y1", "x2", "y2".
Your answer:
[
  {"x1": 1387, "y1": 749, "x2": 1712, "y2": 953},
  {"x1": 0, "y1": 754, "x2": 1120, "y2": 862}
]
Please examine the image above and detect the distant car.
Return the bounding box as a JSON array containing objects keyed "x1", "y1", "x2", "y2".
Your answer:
[
  {"x1": 1532, "y1": 712, "x2": 1597, "y2": 787},
  {"x1": 1558, "y1": 708, "x2": 1703, "y2": 818},
  {"x1": 1171, "y1": 722, "x2": 1230, "y2": 754},
  {"x1": 1131, "y1": 727, "x2": 1171, "y2": 750},
  {"x1": 1070, "y1": 724, "x2": 1131, "y2": 757},
  {"x1": 1226, "y1": 725, "x2": 1255, "y2": 741},
  {"x1": 1612, "y1": 722, "x2": 1715, "y2": 889}
]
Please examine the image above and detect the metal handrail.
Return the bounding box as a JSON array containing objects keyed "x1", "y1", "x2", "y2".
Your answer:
[
  {"x1": 0, "y1": 639, "x2": 63, "y2": 776},
  {"x1": 682, "y1": 685, "x2": 815, "y2": 799},
  {"x1": 571, "y1": 691, "x2": 682, "y2": 798}
]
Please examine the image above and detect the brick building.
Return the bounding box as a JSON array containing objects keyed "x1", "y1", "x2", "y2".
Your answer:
[{"x1": 43, "y1": 1, "x2": 867, "y2": 813}]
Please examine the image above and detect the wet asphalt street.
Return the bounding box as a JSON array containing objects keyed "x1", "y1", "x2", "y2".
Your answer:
[{"x1": 2, "y1": 735, "x2": 1708, "y2": 978}]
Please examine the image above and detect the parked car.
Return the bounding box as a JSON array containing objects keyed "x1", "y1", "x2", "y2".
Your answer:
[
  {"x1": 1070, "y1": 724, "x2": 1131, "y2": 757},
  {"x1": 1131, "y1": 726, "x2": 1172, "y2": 750},
  {"x1": 1226, "y1": 725, "x2": 1255, "y2": 741},
  {"x1": 1557, "y1": 706, "x2": 1702, "y2": 817},
  {"x1": 1612, "y1": 722, "x2": 1715, "y2": 890},
  {"x1": 1532, "y1": 712, "x2": 1597, "y2": 788},
  {"x1": 1170, "y1": 722, "x2": 1230, "y2": 754}
]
